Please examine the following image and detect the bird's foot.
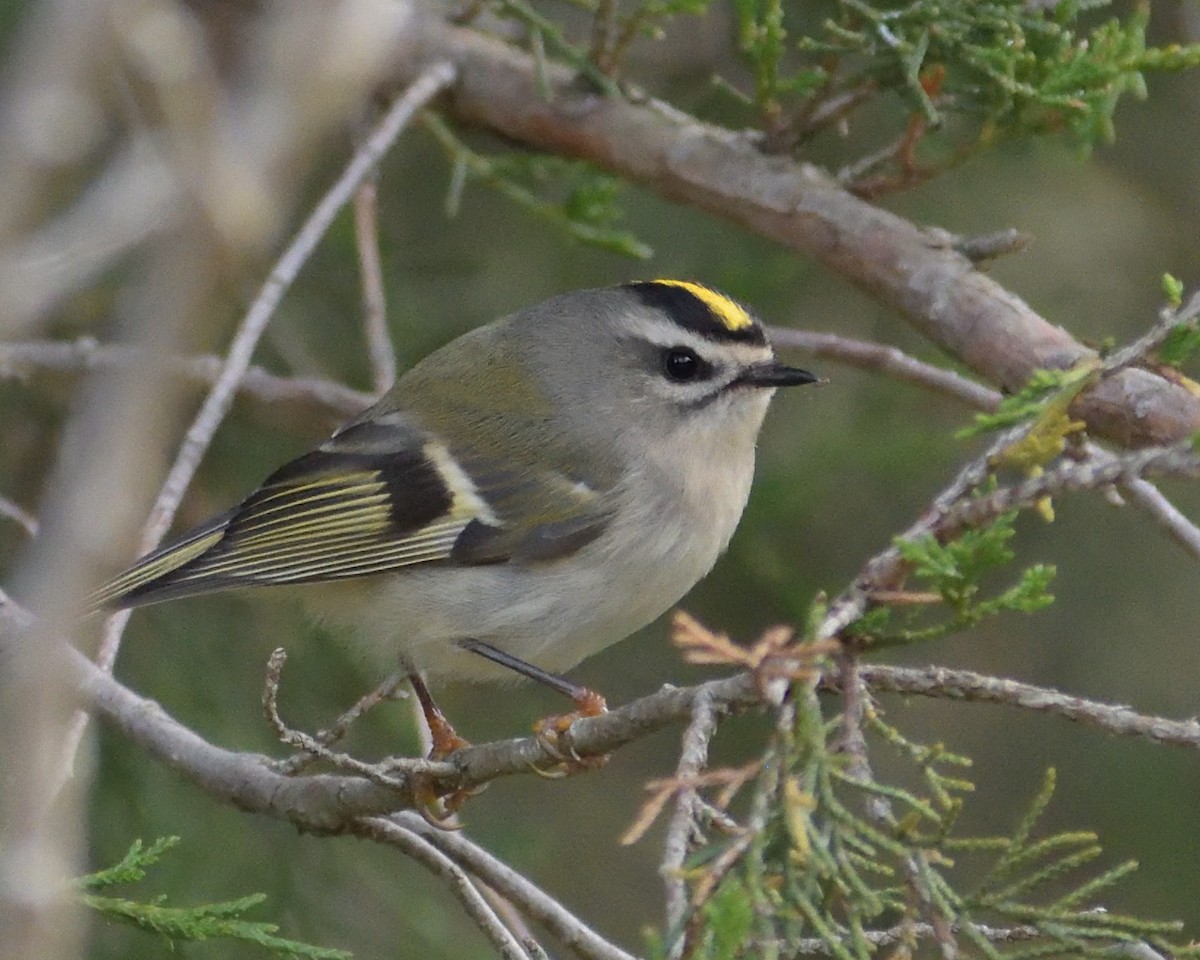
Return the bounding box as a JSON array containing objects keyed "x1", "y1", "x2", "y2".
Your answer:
[{"x1": 531, "y1": 688, "x2": 609, "y2": 774}]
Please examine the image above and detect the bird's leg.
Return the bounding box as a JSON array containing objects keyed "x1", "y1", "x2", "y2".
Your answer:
[
  {"x1": 408, "y1": 672, "x2": 470, "y2": 758},
  {"x1": 405, "y1": 672, "x2": 480, "y2": 825},
  {"x1": 456, "y1": 638, "x2": 608, "y2": 767}
]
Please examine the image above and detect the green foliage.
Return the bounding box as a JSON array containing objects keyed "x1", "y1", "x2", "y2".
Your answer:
[
  {"x1": 849, "y1": 512, "x2": 1055, "y2": 646},
  {"x1": 795, "y1": 1, "x2": 1200, "y2": 155},
  {"x1": 479, "y1": 0, "x2": 715, "y2": 82},
  {"x1": 439, "y1": 2, "x2": 1200, "y2": 244},
  {"x1": 958, "y1": 364, "x2": 1096, "y2": 439},
  {"x1": 732, "y1": 0, "x2": 792, "y2": 116},
  {"x1": 1158, "y1": 322, "x2": 1200, "y2": 367},
  {"x1": 1162, "y1": 272, "x2": 1184, "y2": 309},
  {"x1": 487, "y1": 0, "x2": 621, "y2": 93},
  {"x1": 679, "y1": 691, "x2": 1196, "y2": 959},
  {"x1": 79, "y1": 838, "x2": 351, "y2": 959},
  {"x1": 703, "y1": 877, "x2": 756, "y2": 960},
  {"x1": 423, "y1": 113, "x2": 652, "y2": 259}
]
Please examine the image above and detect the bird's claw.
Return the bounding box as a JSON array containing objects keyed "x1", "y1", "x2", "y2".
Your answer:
[{"x1": 530, "y1": 689, "x2": 610, "y2": 776}]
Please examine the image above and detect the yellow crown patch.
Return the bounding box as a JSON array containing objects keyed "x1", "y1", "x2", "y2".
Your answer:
[{"x1": 650, "y1": 279, "x2": 754, "y2": 332}]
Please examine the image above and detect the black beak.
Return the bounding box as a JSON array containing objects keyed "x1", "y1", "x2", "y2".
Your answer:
[{"x1": 736, "y1": 361, "x2": 819, "y2": 389}]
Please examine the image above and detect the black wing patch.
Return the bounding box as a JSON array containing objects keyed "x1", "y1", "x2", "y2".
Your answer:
[
  {"x1": 92, "y1": 421, "x2": 471, "y2": 608},
  {"x1": 91, "y1": 419, "x2": 616, "y2": 610}
]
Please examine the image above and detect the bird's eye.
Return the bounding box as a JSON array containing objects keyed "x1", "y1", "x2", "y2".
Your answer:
[{"x1": 661, "y1": 347, "x2": 709, "y2": 382}]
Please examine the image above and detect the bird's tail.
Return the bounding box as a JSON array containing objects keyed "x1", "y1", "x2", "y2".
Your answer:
[{"x1": 86, "y1": 512, "x2": 234, "y2": 611}]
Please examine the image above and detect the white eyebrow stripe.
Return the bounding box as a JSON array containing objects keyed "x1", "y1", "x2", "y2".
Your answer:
[{"x1": 622, "y1": 314, "x2": 774, "y2": 366}]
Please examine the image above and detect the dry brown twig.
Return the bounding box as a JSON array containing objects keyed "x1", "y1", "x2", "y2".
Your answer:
[
  {"x1": 621, "y1": 761, "x2": 760, "y2": 848},
  {"x1": 672, "y1": 609, "x2": 836, "y2": 703}
]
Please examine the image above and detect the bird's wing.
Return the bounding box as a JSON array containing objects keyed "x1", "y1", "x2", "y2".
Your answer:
[{"x1": 90, "y1": 415, "x2": 613, "y2": 610}]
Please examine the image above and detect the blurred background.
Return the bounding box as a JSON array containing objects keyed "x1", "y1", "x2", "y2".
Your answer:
[{"x1": 1, "y1": 1, "x2": 1199, "y2": 957}]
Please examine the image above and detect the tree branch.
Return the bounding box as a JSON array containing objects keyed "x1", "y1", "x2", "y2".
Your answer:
[
  {"x1": 938, "y1": 443, "x2": 1200, "y2": 539},
  {"x1": 767, "y1": 327, "x2": 1001, "y2": 412},
  {"x1": 353, "y1": 818, "x2": 537, "y2": 960},
  {"x1": 353, "y1": 174, "x2": 398, "y2": 394},
  {"x1": 0, "y1": 339, "x2": 370, "y2": 418},
  {"x1": 386, "y1": 11, "x2": 1200, "y2": 449},
  {"x1": 661, "y1": 689, "x2": 717, "y2": 958},
  {"x1": 380, "y1": 813, "x2": 641, "y2": 960},
  {"x1": 836, "y1": 663, "x2": 1200, "y2": 751}
]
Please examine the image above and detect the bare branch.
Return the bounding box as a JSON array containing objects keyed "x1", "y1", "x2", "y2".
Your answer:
[
  {"x1": 939, "y1": 444, "x2": 1200, "y2": 539},
  {"x1": 0, "y1": 339, "x2": 370, "y2": 418},
  {"x1": 354, "y1": 174, "x2": 398, "y2": 393},
  {"x1": 844, "y1": 663, "x2": 1200, "y2": 750},
  {"x1": 769, "y1": 325, "x2": 1200, "y2": 565},
  {"x1": 0, "y1": 494, "x2": 38, "y2": 538},
  {"x1": 1122, "y1": 477, "x2": 1200, "y2": 562},
  {"x1": 388, "y1": 12, "x2": 1200, "y2": 448},
  {"x1": 59, "y1": 617, "x2": 764, "y2": 822},
  {"x1": 384, "y1": 813, "x2": 641, "y2": 960},
  {"x1": 5, "y1": 578, "x2": 1192, "y2": 959},
  {"x1": 353, "y1": 818, "x2": 537, "y2": 960},
  {"x1": 767, "y1": 327, "x2": 1000, "y2": 412},
  {"x1": 477, "y1": 884, "x2": 550, "y2": 960},
  {"x1": 661, "y1": 689, "x2": 717, "y2": 957},
  {"x1": 90, "y1": 60, "x2": 458, "y2": 681}
]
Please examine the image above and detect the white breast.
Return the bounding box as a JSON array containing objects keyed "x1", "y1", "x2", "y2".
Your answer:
[{"x1": 307, "y1": 426, "x2": 761, "y2": 684}]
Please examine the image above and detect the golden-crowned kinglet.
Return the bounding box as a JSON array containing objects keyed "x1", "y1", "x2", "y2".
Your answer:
[{"x1": 92, "y1": 280, "x2": 817, "y2": 737}]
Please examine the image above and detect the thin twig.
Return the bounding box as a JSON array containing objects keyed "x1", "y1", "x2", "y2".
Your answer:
[
  {"x1": 0, "y1": 494, "x2": 38, "y2": 538},
  {"x1": 766, "y1": 326, "x2": 1000, "y2": 412},
  {"x1": 477, "y1": 883, "x2": 550, "y2": 960},
  {"x1": 1102, "y1": 287, "x2": 1200, "y2": 373},
  {"x1": 768, "y1": 327, "x2": 1200, "y2": 578},
  {"x1": 96, "y1": 60, "x2": 457, "y2": 675},
  {"x1": 353, "y1": 174, "x2": 397, "y2": 393},
  {"x1": 261, "y1": 648, "x2": 455, "y2": 787},
  {"x1": 661, "y1": 689, "x2": 717, "y2": 958},
  {"x1": 939, "y1": 443, "x2": 1200, "y2": 539},
  {"x1": 53, "y1": 63, "x2": 457, "y2": 790},
  {"x1": 843, "y1": 663, "x2": 1200, "y2": 750},
  {"x1": 0, "y1": 339, "x2": 370, "y2": 417},
  {"x1": 356, "y1": 817, "x2": 536, "y2": 960},
  {"x1": 819, "y1": 424, "x2": 1020, "y2": 640},
  {"x1": 1121, "y1": 477, "x2": 1200, "y2": 562},
  {"x1": 771, "y1": 919, "x2": 1045, "y2": 955},
  {"x1": 274, "y1": 663, "x2": 412, "y2": 776},
  {"x1": 386, "y1": 812, "x2": 641, "y2": 960}
]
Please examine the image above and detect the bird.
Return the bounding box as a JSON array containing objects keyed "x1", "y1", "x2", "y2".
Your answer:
[{"x1": 90, "y1": 279, "x2": 818, "y2": 755}]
